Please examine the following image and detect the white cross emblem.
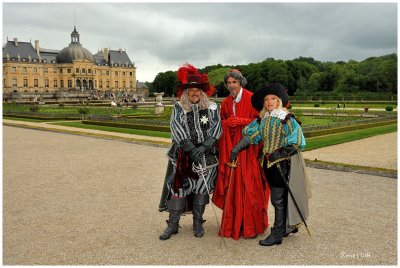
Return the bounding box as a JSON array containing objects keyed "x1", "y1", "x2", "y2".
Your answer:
[{"x1": 200, "y1": 115, "x2": 209, "y2": 125}]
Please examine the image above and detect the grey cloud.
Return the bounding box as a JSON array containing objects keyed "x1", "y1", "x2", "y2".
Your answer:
[{"x1": 3, "y1": 2, "x2": 396, "y2": 81}]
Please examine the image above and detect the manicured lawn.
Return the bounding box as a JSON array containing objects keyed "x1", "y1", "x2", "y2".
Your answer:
[
  {"x1": 291, "y1": 103, "x2": 396, "y2": 109},
  {"x1": 3, "y1": 103, "x2": 153, "y2": 116},
  {"x1": 51, "y1": 121, "x2": 172, "y2": 139},
  {"x1": 3, "y1": 116, "x2": 48, "y2": 122},
  {"x1": 300, "y1": 117, "x2": 342, "y2": 126}
]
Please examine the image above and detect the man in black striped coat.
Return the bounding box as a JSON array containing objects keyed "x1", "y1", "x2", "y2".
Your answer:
[{"x1": 159, "y1": 64, "x2": 222, "y2": 240}]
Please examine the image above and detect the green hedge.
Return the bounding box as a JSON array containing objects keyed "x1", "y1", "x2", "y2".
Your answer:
[
  {"x1": 82, "y1": 120, "x2": 171, "y2": 132},
  {"x1": 83, "y1": 119, "x2": 396, "y2": 137}
]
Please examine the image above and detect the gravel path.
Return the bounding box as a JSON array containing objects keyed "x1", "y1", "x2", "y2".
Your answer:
[
  {"x1": 3, "y1": 126, "x2": 397, "y2": 265},
  {"x1": 302, "y1": 132, "x2": 397, "y2": 170}
]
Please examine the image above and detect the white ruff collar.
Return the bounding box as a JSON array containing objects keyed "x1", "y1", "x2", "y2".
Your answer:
[{"x1": 265, "y1": 108, "x2": 287, "y2": 120}]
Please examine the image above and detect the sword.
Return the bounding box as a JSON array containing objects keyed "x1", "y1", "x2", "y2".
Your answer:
[
  {"x1": 276, "y1": 162, "x2": 311, "y2": 237},
  {"x1": 194, "y1": 162, "x2": 227, "y2": 248},
  {"x1": 219, "y1": 159, "x2": 238, "y2": 245}
]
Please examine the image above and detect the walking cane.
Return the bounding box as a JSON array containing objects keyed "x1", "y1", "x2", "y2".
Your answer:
[
  {"x1": 276, "y1": 162, "x2": 311, "y2": 237},
  {"x1": 194, "y1": 162, "x2": 227, "y2": 248}
]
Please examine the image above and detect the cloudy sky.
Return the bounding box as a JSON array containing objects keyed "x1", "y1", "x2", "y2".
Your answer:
[{"x1": 2, "y1": 2, "x2": 397, "y2": 82}]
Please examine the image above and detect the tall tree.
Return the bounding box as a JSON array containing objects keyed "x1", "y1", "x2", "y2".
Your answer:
[{"x1": 152, "y1": 71, "x2": 178, "y2": 97}]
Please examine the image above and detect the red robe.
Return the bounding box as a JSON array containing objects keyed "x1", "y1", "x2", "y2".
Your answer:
[{"x1": 212, "y1": 89, "x2": 270, "y2": 240}]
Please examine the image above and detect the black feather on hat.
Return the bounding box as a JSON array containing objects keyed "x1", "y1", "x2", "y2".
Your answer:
[{"x1": 251, "y1": 83, "x2": 290, "y2": 111}]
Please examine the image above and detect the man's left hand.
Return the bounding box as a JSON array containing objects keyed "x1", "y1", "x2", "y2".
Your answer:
[{"x1": 190, "y1": 145, "x2": 207, "y2": 162}]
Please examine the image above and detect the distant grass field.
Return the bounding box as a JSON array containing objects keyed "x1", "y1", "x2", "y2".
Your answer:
[
  {"x1": 51, "y1": 121, "x2": 172, "y2": 139},
  {"x1": 3, "y1": 116, "x2": 49, "y2": 122},
  {"x1": 3, "y1": 104, "x2": 153, "y2": 116},
  {"x1": 50, "y1": 120, "x2": 396, "y2": 150}
]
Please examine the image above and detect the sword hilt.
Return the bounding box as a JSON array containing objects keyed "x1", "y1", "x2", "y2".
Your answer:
[{"x1": 225, "y1": 159, "x2": 238, "y2": 168}]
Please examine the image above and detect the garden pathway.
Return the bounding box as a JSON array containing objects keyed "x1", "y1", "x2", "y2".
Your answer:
[{"x1": 3, "y1": 125, "x2": 397, "y2": 265}]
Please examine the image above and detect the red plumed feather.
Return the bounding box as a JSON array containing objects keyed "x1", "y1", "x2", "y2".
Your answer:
[{"x1": 177, "y1": 63, "x2": 199, "y2": 84}]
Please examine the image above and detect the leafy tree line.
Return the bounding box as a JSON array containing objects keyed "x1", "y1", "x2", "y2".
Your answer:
[{"x1": 148, "y1": 53, "x2": 397, "y2": 98}]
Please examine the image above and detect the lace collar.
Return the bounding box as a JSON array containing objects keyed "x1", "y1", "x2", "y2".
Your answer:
[{"x1": 264, "y1": 108, "x2": 288, "y2": 120}]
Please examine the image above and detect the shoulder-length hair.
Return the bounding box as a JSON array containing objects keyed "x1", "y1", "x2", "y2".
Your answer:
[
  {"x1": 179, "y1": 90, "x2": 210, "y2": 112},
  {"x1": 259, "y1": 96, "x2": 288, "y2": 119}
]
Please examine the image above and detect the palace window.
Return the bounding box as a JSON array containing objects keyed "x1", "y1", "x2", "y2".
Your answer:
[
  {"x1": 106, "y1": 71, "x2": 110, "y2": 75},
  {"x1": 76, "y1": 68, "x2": 79, "y2": 73},
  {"x1": 115, "y1": 71, "x2": 118, "y2": 76},
  {"x1": 54, "y1": 80, "x2": 58, "y2": 88},
  {"x1": 61, "y1": 80, "x2": 64, "y2": 88},
  {"x1": 99, "y1": 80, "x2": 103, "y2": 88},
  {"x1": 88, "y1": 69, "x2": 92, "y2": 74},
  {"x1": 67, "y1": 69, "x2": 71, "y2": 73},
  {"x1": 44, "y1": 68, "x2": 48, "y2": 73},
  {"x1": 23, "y1": 67, "x2": 27, "y2": 73},
  {"x1": 68, "y1": 80, "x2": 72, "y2": 88},
  {"x1": 82, "y1": 68, "x2": 86, "y2": 74},
  {"x1": 115, "y1": 81, "x2": 119, "y2": 88},
  {"x1": 23, "y1": 79, "x2": 28, "y2": 87},
  {"x1": 34, "y1": 79, "x2": 38, "y2": 87},
  {"x1": 33, "y1": 67, "x2": 37, "y2": 73},
  {"x1": 45, "y1": 80, "x2": 49, "y2": 88},
  {"x1": 12, "y1": 67, "x2": 17, "y2": 73},
  {"x1": 60, "y1": 69, "x2": 63, "y2": 74},
  {"x1": 130, "y1": 72, "x2": 133, "y2": 76},
  {"x1": 53, "y1": 68, "x2": 57, "y2": 74},
  {"x1": 123, "y1": 81, "x2": 126, "y2": 88},
  {"x1": 12, "y1": 79, "x2": 17, "y2": 87},
  {"x1": 106, "y1": 80, "x2": 110, "y2": 88}
]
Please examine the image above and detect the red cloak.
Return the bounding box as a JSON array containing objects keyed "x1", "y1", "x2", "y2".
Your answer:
[{"x1": 212, "y1": 89, "x2": 270, "y2": 240}]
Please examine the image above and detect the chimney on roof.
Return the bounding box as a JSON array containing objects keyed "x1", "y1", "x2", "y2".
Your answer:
[
  {"x1": 13, "y1": 38, "x2": 18, "y2": 47},
  {"x1": 34, "y1": 40, "x2": 40, "y2": 55},
  {"x1": 118, "y1": 48, "x2": 122, "y2": 53},
  {"x1": 103, "y1": 48, "x2": 109, "y2": 63}
]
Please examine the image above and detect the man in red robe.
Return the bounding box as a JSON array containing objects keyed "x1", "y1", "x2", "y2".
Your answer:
[{"x1": 212, "y1": 69, "x2": 270, "y2": 240}]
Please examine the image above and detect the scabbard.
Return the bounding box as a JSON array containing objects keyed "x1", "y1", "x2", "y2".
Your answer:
[
  {"x1": 158, "y1": 160, "x2": 173, "y2": 212},
  {"x1": 276, "y1": 162, "x2": 311, "y2": 236}
]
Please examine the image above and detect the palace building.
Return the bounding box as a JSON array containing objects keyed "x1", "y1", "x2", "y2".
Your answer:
[{"x1": 2, "y1": 27, "x2": 137, "y2": 97}]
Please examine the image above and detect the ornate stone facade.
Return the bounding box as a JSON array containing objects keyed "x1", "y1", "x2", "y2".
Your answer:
[{"x1": 2, "y1": 27, "x2": 137, "y2": 96}]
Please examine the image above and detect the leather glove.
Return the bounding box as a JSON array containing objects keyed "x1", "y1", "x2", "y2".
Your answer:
[
  {"x1": 227, "y1": 117, "x2": 252, "y2": 127},
  {"x1": 269, "y1": 148, "x2": 289, "y2": 163},
  {"x1": 283, "y1": 145, "x2": 297, "y2": 156},
  {"x1": 227, "y1": 117, "x2": 238, "y2": 127},
  {"x1": 180, "y1": 140, "x2": 196, "y2": 153},
  {"x1": 237, "y1": 118, "x2": 252, "y2": 126},
  {"x1": 202, "y1": 136, "x2": 217, "y2": 149},
  {"x1": 230, "y1": 137, "x2": 251, "y2": 162},
  {"x1": 191, "y1": 145, "x2": 206, "y2": 162}
]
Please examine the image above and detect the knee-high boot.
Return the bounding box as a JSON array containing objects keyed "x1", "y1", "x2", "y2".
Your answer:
[
  {"x1": 192, "y1": 194, "x2": 209, "y2": 238},
  {"x1": 159, "y1": 197, "x2": 186, "y2": 241},
  {"x1": 259, "y1": 187, "x2": 288, "y2": 246}
]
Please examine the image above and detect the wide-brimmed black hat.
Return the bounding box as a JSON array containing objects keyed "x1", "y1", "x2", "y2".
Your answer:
[{"x1": 251, "y1": 83, "x2": 289, "y2": 111}]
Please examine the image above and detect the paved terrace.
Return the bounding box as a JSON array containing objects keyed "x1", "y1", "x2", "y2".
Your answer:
[{"x1": 2, "y1": 121, "x2": 398, "y2": 265}]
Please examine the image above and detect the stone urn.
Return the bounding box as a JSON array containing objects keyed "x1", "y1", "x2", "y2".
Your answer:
[{"x1": 154, "y1": 92, "x2": 165, "y2": 115}]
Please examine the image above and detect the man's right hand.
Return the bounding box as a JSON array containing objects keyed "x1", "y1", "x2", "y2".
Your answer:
[{"x1": 227, "y1": 117, "x2": 238, "y2": 127}]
